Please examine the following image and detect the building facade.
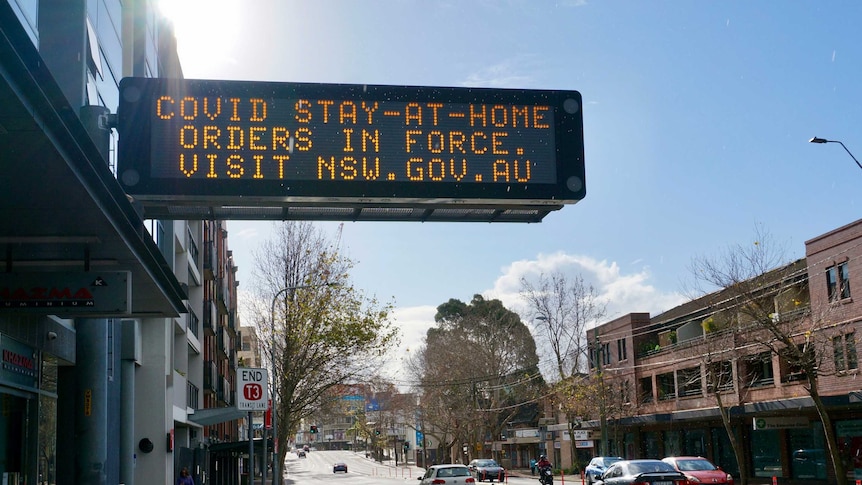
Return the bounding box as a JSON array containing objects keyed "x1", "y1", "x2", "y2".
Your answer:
[
  {"x1": 585, "y1": 219, "x2": 862, "y2": 484},
  {"x1": 0, "y1": 1, "x2": 243, "y2": 483}
]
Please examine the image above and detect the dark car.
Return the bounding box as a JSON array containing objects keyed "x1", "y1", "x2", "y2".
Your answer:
[
  {"x1": 662, "y1": 456, "x2": 733, "y2": 485},
  {"x1": 333, "y1": 462, "x2": 348, "y2": 473},
  {"x1": 585, "y1": 456, "x2": 623, "y2": 484},
  {"x1": 468, "y1": 458, "x2": 505, "y2": 482},
  {"x1": 595, "y1": 459, "x2": 686, "y2": 485},
  {"x1": 296, "y1": 450, "x2": 306, "y2": 458}
]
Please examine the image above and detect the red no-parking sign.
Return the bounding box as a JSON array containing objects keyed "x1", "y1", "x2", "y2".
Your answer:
[{"x1": 237, "y1": 367, "x2": 269, "y2": 410}]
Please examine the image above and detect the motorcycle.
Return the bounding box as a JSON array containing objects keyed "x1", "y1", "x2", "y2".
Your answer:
[{"x1": 538, "y1": 465, "x2": 553, "y2": 485}]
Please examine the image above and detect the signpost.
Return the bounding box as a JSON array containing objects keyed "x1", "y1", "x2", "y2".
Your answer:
[
  {"x1": 238, "y1": 368, "x2": 268, "y2": 485},
  {"x1": 117, "y1": 77, "x2": 585, "y2": 222}
]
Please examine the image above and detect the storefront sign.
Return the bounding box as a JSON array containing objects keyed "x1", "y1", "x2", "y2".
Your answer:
[
  {"x1": 0, "y1": 272, "x2": 131, "y2": 315},
  {"x1": 753, "y1": 416, "x2": 809, "y2": 430},
  {"x1": 575, "y1": 440, "x2": 594, "y2": 449},
  {"x1": 0, "y1": 337, "x2": 38, "y2": 388}
]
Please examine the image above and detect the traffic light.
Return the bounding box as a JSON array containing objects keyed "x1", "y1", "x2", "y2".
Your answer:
[
  {"x1": 310, "y1": 425, "x2": 318, "y2": 434},
  {"x1": 374, "y1": 429, "x2": 381, "y2": 436}
]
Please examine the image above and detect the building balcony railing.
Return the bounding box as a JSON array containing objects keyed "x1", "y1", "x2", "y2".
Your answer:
[
  {"x1": 188, "y1": 381, "x2": 199, "y2": 409},
  {"x1": 203, "y1": 241, "x2": 216, "y2": 281}
]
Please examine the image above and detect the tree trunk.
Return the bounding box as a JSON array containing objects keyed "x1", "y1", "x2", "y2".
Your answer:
[
  {"x1": 714, "y1": 391, "x2": 747, "y2": 485},
  {"x1": 807, "y1": 377, "x2": 847, "y2": 485}
]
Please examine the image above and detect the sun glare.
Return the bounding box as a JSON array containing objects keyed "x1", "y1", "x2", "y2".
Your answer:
[{"x1": 158, "y1": 0, "x2": 243, "y2": 76}]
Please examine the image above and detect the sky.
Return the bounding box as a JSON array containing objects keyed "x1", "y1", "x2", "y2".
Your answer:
[{"x1": 160, "y1": 0, "x2": 862, "y2": 379}]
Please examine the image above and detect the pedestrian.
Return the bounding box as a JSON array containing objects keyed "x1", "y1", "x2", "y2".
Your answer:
[
  {"x1": 530, "y1": 457, "x2": 537, "y2": 475},
  {"x1": 176, "y1": 467, "x2": 194, "y2": 485}
]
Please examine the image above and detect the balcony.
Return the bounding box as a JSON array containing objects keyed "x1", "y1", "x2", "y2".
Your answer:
[
  {"x1": 203, "y1": 240, "x2": 216, "y2": 281},
  {"x1": 203, "y1": 299, "x2": 217, "y2": 335}
]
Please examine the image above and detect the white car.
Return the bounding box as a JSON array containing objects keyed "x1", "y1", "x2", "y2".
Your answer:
[{"x1": 418, "y1": 464, "x2": 475, "y2": 484}]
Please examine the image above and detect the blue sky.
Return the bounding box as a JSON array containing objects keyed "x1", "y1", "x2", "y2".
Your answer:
[{"x1": 162, "y1": 0, "x2": 862, "y2": 374}]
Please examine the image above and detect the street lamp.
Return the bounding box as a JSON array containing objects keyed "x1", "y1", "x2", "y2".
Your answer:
[
  {"x1": 268, "y1": 281, "x2": 337, "y2": 485},
  {"x1": 809, "y1": 137, "x2": 862, "y2": 171}
]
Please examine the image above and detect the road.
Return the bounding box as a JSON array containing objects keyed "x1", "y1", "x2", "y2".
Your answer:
[{"x1": 279, "y1": 449, "x2": 575, "y2": 485}]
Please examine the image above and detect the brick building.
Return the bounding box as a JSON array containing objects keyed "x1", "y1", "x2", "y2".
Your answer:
[{"x1": 585, "y1": 219, "x2": 862, "y2": 484}]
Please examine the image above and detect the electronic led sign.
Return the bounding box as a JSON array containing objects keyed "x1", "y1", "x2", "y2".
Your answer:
[{"x1": 117, "y1": 78, "x2": 585, "y2": 222}]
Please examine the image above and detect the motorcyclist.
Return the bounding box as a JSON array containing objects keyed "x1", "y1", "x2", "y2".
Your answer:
[{"x1": 537, "y1": 455, "x2": 553, "y2": 483}]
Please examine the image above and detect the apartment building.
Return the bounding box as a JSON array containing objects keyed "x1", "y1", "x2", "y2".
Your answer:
[
  {"x1": 586, "y1": 219, "x2": 862, "y2": 484},
  {"x1": 0, "y1": 1, "x2": 242, "y2": 483}
]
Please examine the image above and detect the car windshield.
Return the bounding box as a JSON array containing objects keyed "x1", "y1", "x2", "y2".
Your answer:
[
  {"x1": 629, "y1": 462, "x2": 676, "y2": 474},
  {"x1": 475, "y1": 460, "x2": 498, "y2": 467},
  {"x1": 676, "y1": 459, "x2": 717, "y2": 471}
]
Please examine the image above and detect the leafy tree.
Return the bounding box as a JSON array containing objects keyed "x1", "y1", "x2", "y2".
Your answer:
[
  {"x1": 414, "y1": 295, "x2": 544, "y2": 463},
  {"x1": 246, "y1": 221, "x2": 398, "y2": 473}
]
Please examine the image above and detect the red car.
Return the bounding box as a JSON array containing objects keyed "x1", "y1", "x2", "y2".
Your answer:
[{"x1": 662, "y1": 457, "x2": 733, "y2": 485}]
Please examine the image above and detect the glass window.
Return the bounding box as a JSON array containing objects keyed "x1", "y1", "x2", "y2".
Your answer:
[
  {"x1": 752, "y1": 429, "x2": 782, "y2": 477},
  {"x1": 833, "y1": 332, "x2": 858, "y2": 372},
  {"x1": 744, "y1": 352, "x2": 774, "y2": 387},
  {"x1": 639, "y1": 377, "x2": 653, "y2": 403},
  {"x1": 657, "y1": 372, "x2": 675, "y2": 400},
  {"x1": 789, "y1": 424, "x2": 827, "y2": 480},
  {"x1": 678, "y1": 366, "x2": 702, "y2": 397},
  {"x1": 828, "y1": 262, "x2": 851, "y2": 301}
]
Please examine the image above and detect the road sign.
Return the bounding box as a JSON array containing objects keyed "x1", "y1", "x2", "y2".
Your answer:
[
  {"x1": 237, "y1": 367, "x2": 268, "y2": 410},
  {"x1": 117, "y1": 77, "x2": 585, "y2": 222}
]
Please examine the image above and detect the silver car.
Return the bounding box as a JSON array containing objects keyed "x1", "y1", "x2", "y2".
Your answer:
[{"x1": 418, "y1": 464, "x2": 475, "y2": 484}]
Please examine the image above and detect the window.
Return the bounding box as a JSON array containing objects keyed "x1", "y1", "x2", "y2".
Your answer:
[
  {"x1": 639, "y1": 376, "x2": 653, "y2": 403},
  {"x1": 678, "y1": 366, "x2": 702, "y2": 397},
  {"x1": 657, "y1": 372, "x2": 675, "y2": 400},
  {"x1": 744, "y1": 352, "x2": 774, "y2": 387},
  {"x1": 827, "y1": 261, "x2": 851, "y2": 301},
  {"x1": 707, "y1": 360, "x2": 734, "y2": 392},
  {"x1": 603, "y1": 342, "x2": 612, "y2": 365},
  {"x1": 834, "y1": 332, "x2": 858, "y2": 372},
  {"x1": 782, "y1": 344, "x2": 813, "y2": 383},
  {"x1": 617, "y1": 338, "x2": 628, "y2": 361}
]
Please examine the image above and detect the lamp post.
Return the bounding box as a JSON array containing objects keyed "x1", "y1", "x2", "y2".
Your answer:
[
  {"x1": 268, "y1": 281, "x2": 336, "y2": 485},
  {"x1": 809, "y1": 137, "x2": 862, "y2": 171}
]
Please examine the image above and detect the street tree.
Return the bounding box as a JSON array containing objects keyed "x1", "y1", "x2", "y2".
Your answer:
[
  {"x1": 246, "y1": 221, "x2": 398, "y2": 473},
  {"x1": 520, "y1": 272, "x2": 607, "y2": 465},
  {"x1": 689, "y1": 226, "x2": 848, "y2": 485},
  {"x1": 414, "y1": 295, "x2": 544, "y2": 463}
]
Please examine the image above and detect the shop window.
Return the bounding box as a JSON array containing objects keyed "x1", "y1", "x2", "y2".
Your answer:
[
  {"x1": 789, "y1": 424, "x2": 827, "y2": 480},
  {"x1": 677, "y1": 366, "x2": 702, "y2": 397},
  {"x1": 639, "y1": 376, "x2": 653, "y2": 403},
  {"x1": 827, "y1": 261, "x2": 851, "y2": 301},
  {"x1": 834, "y1": 331, "x2": 858, "y2": 372},
  {"x1": 752, "y1": 429, "x2": 782, "y2": 478},
  {"x1": 657, "y1": 372, "x2": 675, "y2": 400},
  {"x1": 707, "y1": 360, "x2": 734, "y2": 392},
  {"x1": 743, "y1": 352, "x2": 774, "y2": 388}
]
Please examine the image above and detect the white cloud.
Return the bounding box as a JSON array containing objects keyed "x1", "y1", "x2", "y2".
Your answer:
[{"x1": 382, "y1": 252, "x2": 686, "y2": 384}]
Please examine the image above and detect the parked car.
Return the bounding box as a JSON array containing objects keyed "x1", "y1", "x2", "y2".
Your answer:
[
  {"x1": 333, "y1": 462, "x2": 348, "y2": 473},
  {"x1": 418, "y1": 464, "x2": 476, "y2": 484},
  {"x1": 468, "y1": 458, "x2": 505, "y2": 482},
  {"x1": 595, "y1": 459, "x2": 686, "y2": 485},
  {"x1": 662, "y1": 456, "x2": 733, "y2": 485},
  {"x1": 585, "y1": 456, "x2": 623, "y2": 484}
]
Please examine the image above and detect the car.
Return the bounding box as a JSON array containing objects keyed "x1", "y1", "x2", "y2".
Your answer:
[
  {"x1": 333, "y1": 462, "x2": 348, "y2": 473},
  {"x1": 662, "y1": 456, "x2": 733, "y2": 485},
  {"x1": 585, "y1": 456, "x2": 623, "y2": 484},
  {"x1": 595, "y1": 459, "x2": 686, "y2": 485},
  {"x1": 418, "y1": 464, "x2": 476, "y2": 484},
  {"x1": 296, "y1": 450, "x2": 306, "y2": 458},
  {"x1": 468, "y1": 458, "x2": 505, "y2": 482}
]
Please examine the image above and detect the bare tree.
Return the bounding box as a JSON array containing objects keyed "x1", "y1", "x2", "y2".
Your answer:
[
  {"x1": 521, "y1": 272, "x2": 606, "y2": 467},
  {"x1": 246, "y1": 221, "x2": 398, "y2": 473},
  {"x1": 689, "y1": 226, "x2": 848, "y2": 485}
]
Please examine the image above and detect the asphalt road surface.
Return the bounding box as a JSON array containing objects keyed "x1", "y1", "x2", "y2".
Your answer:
[{"x1": 280, "y1": 449, "x2": 573, "y2": 485}]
